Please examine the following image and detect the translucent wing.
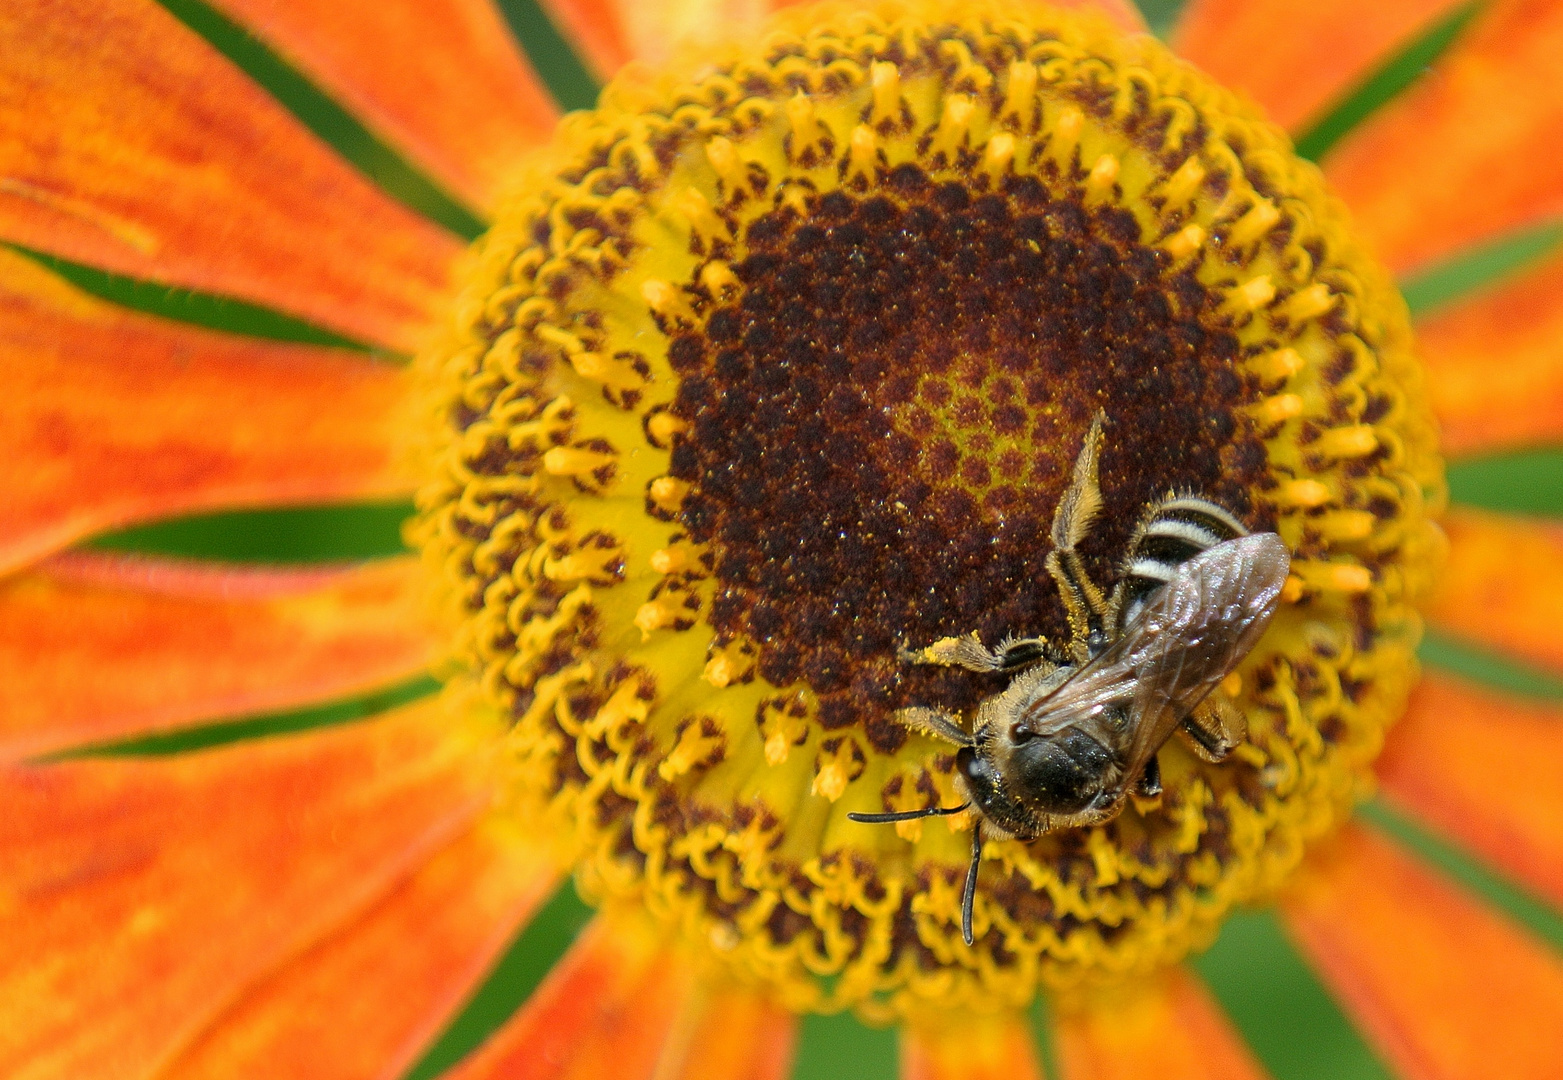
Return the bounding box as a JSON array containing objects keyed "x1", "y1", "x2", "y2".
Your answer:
[{"x1": 1019, "y1": 533, "x2": 1290, "y2": 791}]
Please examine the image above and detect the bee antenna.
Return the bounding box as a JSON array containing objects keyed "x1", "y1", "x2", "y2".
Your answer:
[
  {"x1": 962, "y1": 826, "x2": 983, "y2": 947},
  {"x1": 847, "y1": 802, "x2": 970, "y2": 824}
]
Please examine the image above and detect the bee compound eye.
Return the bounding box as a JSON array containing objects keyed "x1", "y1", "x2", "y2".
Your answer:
[{"x1": 1011, "y1": 728, "x2": 1114, "y2": 815}]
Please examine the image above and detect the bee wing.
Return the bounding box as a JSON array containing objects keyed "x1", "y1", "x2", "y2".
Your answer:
[{"x1": 1019, "y1": 534, "x2": 1291, "y2": 786}]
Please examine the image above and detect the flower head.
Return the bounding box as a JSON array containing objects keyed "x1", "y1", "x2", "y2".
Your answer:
[{"x1": 4, "y1": 0, "x2": 1563, "y2": 1078}]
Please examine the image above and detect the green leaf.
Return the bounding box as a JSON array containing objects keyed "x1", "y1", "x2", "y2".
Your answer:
[
  {"x1": 156, "y1": 0, "x2": 485, "y2": 240},
  {"x1": 44, "y1": 675, "x2": 440, "y2": 760},
  {"x1": 1195, "y1": 909, "x2": 1391, "y2": 1080},
  {"x1": 1133, "y1": 0, "x2": 1191, "y2": 39},
  {"x1": 792, "y1": 1011, "x2": 898, "y2": 1080},
  {"x1": 11, "y1": 245, "x2": 382, "y2": 353},
  {"x1": 1447, "y1": 449, "x2": 1563, "y2": 517},
  {"x1": 1419, "y1": 632, "x2": 1563, "y2": 703},
  {"x1": 1293, "y1": 2, "x2": 1481, "y2": 163},
  {"x1": 1360, "y1": 801, "x2": 1563, "y2": 954},
  {"x1": 402, "y1": 880, "x2": 597, "y2": 1080},
  {"x1": 495, "y1": 0, "x2": 601, "y2": 112},
  {"x1": 86, "y1": 502, "x2": 415, "y2": 564},
  {"x1": 1401, "y1": 220, "x2": 1563, "y2": 317}
]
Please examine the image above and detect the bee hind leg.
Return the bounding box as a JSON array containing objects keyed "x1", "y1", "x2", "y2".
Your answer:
[
  {"x1": 1046, "y1": 411, "x2": 1113, "y2": 659},
  {"x1": 898, "y1": 632, "x2": 1057, "y2": 675},
  {"x1": 1179, "y1": 691, "x2": 1248, "y2": 762}
]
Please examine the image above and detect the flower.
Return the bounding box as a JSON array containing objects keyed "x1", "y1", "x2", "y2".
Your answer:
[{"x1": 3, "y1": 1, "x2": 1562, "y2": 1079}]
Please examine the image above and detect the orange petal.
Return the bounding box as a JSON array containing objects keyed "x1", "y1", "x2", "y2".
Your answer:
[
  {"x1": 1281, "y1": 823, "x2": 1563, "y2": 1080},
  {"x1": 1377, "y1": 672, "x2": 1563, "y2": 910},
  {"x1": 0, "y1": 249, "x2": 413, "y2": 574},
  {"x1": 0, "y1": 552, "x2": 435, "y2": 762},
  {"x1": 206, "y1": 0, "x2": 557, "y2": 211},
  {"x1": 0, "y1": 0, "x2": 460, "y2": 351},
  {"x1": 162, "y1": 821, "x2": 561, "y2": 1080},
  {"x1": 1424, "y1": 507, "x2": 1563, "y2": 674},
  {"x1": 1323, "y1": 0, "x2": 1563, "y2": 274},
  {"x1": 542, "y1": 0, "x2": 1143, "y2": 76},
  {"x1": 1052, "y1": 969, "x2": 1271, "y2": 1080},
  {"x1": 1415, "y1": 248, "x2": 1563, "y2": 456},
  {"x1": 902, "y1": 1010, "x2": 1043, "y2": 1080},
  {"x1": 440, "y1": 914, "x2": 689, "y2": 1080},
  {"x1": 1172, "y1": 0, "x2": 1463, "y2": 132},
  {"x1": 0, "y1": 699, "x2": 499, "y2": 1080}
]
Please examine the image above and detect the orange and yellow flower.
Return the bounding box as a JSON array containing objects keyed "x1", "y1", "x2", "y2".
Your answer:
[{"x1": 4, "y1": 1, "x2": 1563, "y2": 1078}]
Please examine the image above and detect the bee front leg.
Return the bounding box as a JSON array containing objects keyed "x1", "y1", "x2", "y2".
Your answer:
[
  {"x1": 1179, "y1": 691, "x2": 1248, "y2": 762},
  {"x1": 891, "y1": 706, "x2": 975, "y2": 749}
]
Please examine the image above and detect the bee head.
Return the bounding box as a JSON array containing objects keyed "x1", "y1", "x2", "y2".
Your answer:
[{"x1": 999, "y1": 725, "x2": 1115, "y2": 817}]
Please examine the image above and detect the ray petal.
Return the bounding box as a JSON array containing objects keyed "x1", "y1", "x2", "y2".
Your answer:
[
  {"x1": 1281, "y1": 823, "x2": 1563, "y2": 1080},
  {"x1": 1415, "y1": 248, "x2": 1563, "y2": 456},
  {"x1": 1424, "y1": 507, "x2": 1563, "y2": 674},
  {"x1": 0, "y1": 699, "x2": 501, "y2": 1080},
  {"x1": 0, "y1": 0, "x2": 461, "y2": 351},
  {"x1": 541, "y1": 0, "x2": 1143, "y2": 76},
  {"x1": 901, "y1": 1009, "x2": 1044, "y2": 1080},
  {"x1": 1052, "y1": 969, "x2": 1271, "y2": 1080},
  {"x1": 1322, "y1": 0, "x2": 1563, "y2": 274},
  {"x1": 207, "y1": 0, "x2": 557, "y2": 212},
  {"x1": 1173, "y1": 0, "x2": 1464, "y2": 133},
  {"x1": 0, "y1": 552, "x2": 435, "y2": 763},
  {"x1": 1377, "y1": 672, "x2": 1563, "y2": 910},
  {"x1": 0, "y1": 249, "x2": 414, "y2": 575},
  {"x1": 160, "y1": 821, "x2": 561, "y2": 1080},
  {"x1": 438, "y1": 914, "x2": 692, "y2": 1080}
]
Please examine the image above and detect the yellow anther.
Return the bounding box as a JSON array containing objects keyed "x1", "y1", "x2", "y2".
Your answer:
[
  {"x1": 675, "y1": 185, "x2": 731, "y2": 248},
  {"x1": 1296, "y1": 562, "x2": 1374, "y2": 594},
  {"x1": 534, "y1": 323, "x2": 586, "y2": 354},
  {"x1": 1280, "y1": 283, "x2": 1336, "y2": 323},
  {"x1": 1251, "y1": 392, "x2": 1305, "y2": 427},
  {"x1": 1160, "y1": 223, "x2": 1205, "y2": 261},
  {"x1": 1220, "y1": 671, "x2": 1243, "y2": 697},
  {"x1": 703, "y1": 642, "x2": 752, "y2": 687},
  {"x1": 659, "y1": 718, "x2": 726, "y2": 780},
  {"x1": 811, "y1": 738, "x2": 864, "y2": 801},
  {"x1": 787, "y1": 91, "x2": 829, "y2": 158},
  {"x1": 1000, "y1": 61, "x2": 1038, "y2": 128},
  {"x1": 543, "y1": 445, "x2": 616, "y2": 477},
  {"x1": 704, "y1": 135, "x2": 749, "y2": 194},
  {"x1": 1275, "y1": 478, "x2": 1333, "y2": 508},
  {"x1": 570, "y1": 350, "x2": 645, "y2": 392},
  {"x1": 847, "y1": 124, "x2": 879, "y2": 184},
  {"x1": 1316, "y1": 510, "x2": 1377, "y2": 541},
  {"x1": 870, "y1": 61, "x2": 901, "y2": 124},
  {"x1": 760, "y1": 694, "x2": 810, "y2": 766},
  {"x1": 699, "y1": 259, "x2": 740, "y2": 299},
  {"x1": 543, "y1": 544, "x2": 623, "y2": 584},
  {"x1": 634, "y1": 596, "x2": 683, "y2": 639},
  {"x1": 1160, "y1": 155, "x2": 1206, "y2": 210},
  {"x1": 982, "y1": 133, "x2": 1015, "y2": 183},
  {"x1": 1280, "y1": 575, "x2": 1306, "y2": 603},
  {"x1": 1084, "y1": 153, "x2": 1119, "y2": 204},
  {"x1": 932, "y1": 94, "x2": 975, "y2": 158},
  {"x1": 1226, "y1": 275, "x2": 1275, "y2": 314},
  {"x1": 1227, "y1": 199, "x2": 1281, "y2": 248},
  {"x1": 648, "y1": 476, "x2": 692, "y2": 513},
  {"x1": 646, "y1": 411, "x2": 689, "y2": 447},
  {"x1": 641, "y1": 278, "x2": 696, "y2": 325},
  {"x1": 1252, "y1": 347, "x2": 1305, "y2": 382},
  {"x1": 1047, "y1": 104, "x2": 1083, "y2": 164},
  {"x1": 1314, "y1": 425, "x2": 1379, "y2": 459},
  {"x1": 584, "y1": 679, "x2": 653, "y2": 741}
]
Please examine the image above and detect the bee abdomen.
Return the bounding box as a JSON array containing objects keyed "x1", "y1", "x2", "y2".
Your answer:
[{"x1": 1119, "y1": 496, "x2": 1247, "y2": 627}]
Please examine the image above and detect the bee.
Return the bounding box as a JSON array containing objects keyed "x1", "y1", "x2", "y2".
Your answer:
[{"x1": 849, "y1": 413, "x2": 1291, "y2": 944}]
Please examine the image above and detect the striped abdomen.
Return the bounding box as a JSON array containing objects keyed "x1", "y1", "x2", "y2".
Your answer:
[{"x1": 1116, "y1": 496, "x2": 1248, "y2": 628}]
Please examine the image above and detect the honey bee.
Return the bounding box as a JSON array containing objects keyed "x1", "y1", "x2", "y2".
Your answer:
[{"x1": 850, "y1": 413, "x2": 1291, "y2": 944}]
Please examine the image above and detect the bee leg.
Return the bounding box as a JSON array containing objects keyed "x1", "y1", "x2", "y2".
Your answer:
[
  {"x1": 961, "y1": 825, "x2": 984, "y2": 947},
  {"x1": 1046, "y1": 411, "x2": 1114, "y2": 659},
  {"x1": 1135, "y1": 754, "x2": 1163, "y2": 797},
  {"x1": 1179, "y1": 692, "x2": 1248, "y2": 762},
  {"x1": 892, "y1": 706, "x2": 976, "y2": 749},
  {"x1": 900, "y1": 632, "x2": 1059, "y2": 675}
]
